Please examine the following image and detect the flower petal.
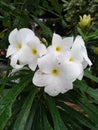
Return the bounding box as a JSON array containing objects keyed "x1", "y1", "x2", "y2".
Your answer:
[
  {"x1": 62, "y1": 36, "x2": 73, "y2": 50},
  {"x1": 44, "y1": 78, "x2": 73, "y2": 96},
  {"x1": 33, "y1": 70, "x2": 62, "y2": 96},
  {"x1": 28, "y1": 59, "x2": 38, "y2": 71},
  {"x1": 10, "y1": 54, "x2": 25, "y2": 69},
  {"x1": 38, "y1": 53, "x2": 59, "y2": 73},
  {"x1": 82, "y1": 53, "x2": 92, "y2": 67},
  {"x1": 28, "y1": 41, "x2": 47, "y2": 57},
  {"x1": 6, "y1": 45, "x2": 17, "y2": 57},
  {"x1": 33, "y1": 70, "x2": 51, "y2": 87},
  {"x1": 9, "y1": 28, "x2": 35, "y2": 47},
  {"x1": 72, "y1": 35, "x2": 92, "y2": 66},
  {"x1": 60, "y1": 80, "x2": 73, "y2": 94},
  {"x1": 17, "y1": 28, "x2": 35, "y2": 44},
  {"x1": 9, "y1": 28, "x2": 18, "y2": 45},
  {"x1": 27, "y1": 36, "x2": 41, "y2": 46},
  {"x1": 37, "y1": 43, "x2": 47, "y2": 56},
  {"x1": 52, "y1": 33, "x2": 62, "y2": 46},
  {"x1": 64, "y1": 61, "x2": 83, "y2": 81},
  {"x1": 44, "y1": 84, "x2": 61, "y2": 96},
  {"x1": 19, "y1": 45, "x2": 33, "y2": 63},
  {"x1": 71, "y1": 36, "x2": 84, "y2": 62}
]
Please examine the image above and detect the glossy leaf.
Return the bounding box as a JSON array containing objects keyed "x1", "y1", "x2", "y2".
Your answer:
[
  {"x1": 57, "y1": 100, "x2": 95, "y2": 130},
  {"x1": 46, "y1": 95, "x2": 68, "y2": 130},
  {"x1": 13, "y1": 87, "x2": 38, "y2": 130},
  {"x1": 0, "y1": 75, "x2": 32, "y2": 130},
  {"x1": 24, "y1": 102, "x2": 38, "y2": 130},
  {"x1": 84, "y1": 69, "x2": 98, "y2": 83}
]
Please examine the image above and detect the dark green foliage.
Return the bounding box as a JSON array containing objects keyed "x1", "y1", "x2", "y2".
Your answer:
[{"x1": 0, "y1": 0, "x2": 98, "y2": 130}]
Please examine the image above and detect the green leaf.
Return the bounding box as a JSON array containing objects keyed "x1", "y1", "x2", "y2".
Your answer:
[
  {"x1": 77, "y1": 27, "x2": 85, "y2": 39},
  {"x1": 86, "y1": 30, "x2": 98, "y2": 40},
  {"x1": 40, "y1": 1, "x2": 60, "y2": 17},
  {"x1": 50, "y1": 0, "x2": 62, "y2": 13},
  {"x1": 84, "y1": 69, "x2": 98, "y2": 83},
  {"x1": 75, "y1": 80, "x2": 98, "y2": 102},
  {"x1": 57, "y1": 100, "x2": 95, "y2": 130},
  {"x1": 0, "y1": 75, "x2": 32, "y2": 130},
  {"x1": 13, "y1": 87, "x2": 38, "y2": 130},
  {"x1": 78, "y1": 99, "x2": 98, "y2": 124},
  {"x1": 30, "y1": 15, "x2": 52, "y2": 42},
  {"x1": 41, "y1": 110, "x2": 50, "y2": 130},
  {"x1": 24, "y1": 102, "x2": 38, "y2": 130},
  {"x1": 46, "y1": 95, "x2": 68, "y2": 130},
  {"x1": 0, "y1": 104, "x2": 12, "y2": 130},
  {"x1": 40, "y1": 105, "x2": 52, "y2": 130},
  {"x1": 68, "y1": 85, "x2": 98, "y2": 124},
  {"x1": 31, "y1": 106, "x2": 40, "y2": 130},
  {"x1": 0, "y1": 83, "x2": 5, "y2": 95},
  {"x1": 0, "y1": 75, "x2": 21, "y2": 85},
  {"x1": 0, "y1": 1, "x2": 16, "y2": 11},
  {"x1": 58, "y1": 85, "x2": 98, "y2": 127}
]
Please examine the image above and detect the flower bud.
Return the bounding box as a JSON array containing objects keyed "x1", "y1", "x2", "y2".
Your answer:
[{"x1": 78, "y1": 14, "x2": 92, "y2": 28}]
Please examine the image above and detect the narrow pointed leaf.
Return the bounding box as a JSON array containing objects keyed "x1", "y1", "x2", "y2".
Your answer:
[
  {"x1": 40, "y1": 105, "x2": 51, "y2": 130},
  {"x1": 84, "y1": 69, "x2": 98, "y2": 83},
  {"x1": 57, "y1": 101, "x2": 95, "y2": 129},
  {"x1": 46, "y1": 95, "x2": 68, "y2": 130},
  {"x1": 13, "y1": 88, "x2": 38, "y2": 130},
  {"x1": 24, "y1": 102, "x2": 38, "y2": 130},
  {"x1": 0, "y1": 75, "x2": 32, "y2": 130}
]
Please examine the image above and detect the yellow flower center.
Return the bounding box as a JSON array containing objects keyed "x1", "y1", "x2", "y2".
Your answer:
[
  {"x1": 32, "y1": 48, "x2": 37, "y2": 55},
  {"x1": 17, "y1": 43, "x2": 22, "y2": 50},
  {"x1": 56, "y1": 46, "x2": 61, "y2": 52},
  {"x1": 69, "y1": 57, "x2": 75, "y2": 62},
  {"x1": 51, "y1": 69, "x2": 59, "y2": 76}
]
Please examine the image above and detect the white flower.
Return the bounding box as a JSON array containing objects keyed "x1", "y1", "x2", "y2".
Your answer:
[
  {"x1": 6, "y1": 28, "x2": 35, "y2": 69},
  {"x1": 6, "y1": 28, "x2": 35, "y2": 57},
  {"x1": 6, "y1": 28, "x2": 47, "y2": 70},
  {"x1": 19, "y1": 40, "x2": 47, "y2": 71},
  {"x1": 33, "y1": 53, "x2": 73, "y2": 96},
  {"x1": 58, "y1": 51, "x2": 84, "y2": 81},
  {"x1": 48, "y1": 33, "x2": 73, "y2": 55},
  {"x1": 71, "y1": 35, "x2": 92, "y2": 68},
  {"x1": 58, "y1": 35, "x2": 92, "y2": 81}
]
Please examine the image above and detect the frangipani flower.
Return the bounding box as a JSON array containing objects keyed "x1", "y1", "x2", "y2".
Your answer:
[
  {"x1": 6, "y1": 28, "x2": 47, "y2": 70},
  {"x1": 58, "y1": 51, "x2": 84, "y2": 81},
  {"x1": 58, "y1": 35, "x2": 92, "y2": 81},
  {"x1": 33, "y1": 53, "x2": 73, "y2": 96},
  {"x1": 19, "y1": 40, "x2": 47, "y2": 71},
  {"x1": 48, "y1": 33, "x2": 73, "y2": 55},
  {"x1": 6, "y1": 28, "x2": 35, "y2": 57},
  {"x1": 6, "y1": 28, "x2": 35, "y2": 69}
]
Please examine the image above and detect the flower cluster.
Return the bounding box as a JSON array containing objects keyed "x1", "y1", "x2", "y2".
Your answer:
[{"x1": 6, "y1": 28, "x2": 92, "y2": 96}]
